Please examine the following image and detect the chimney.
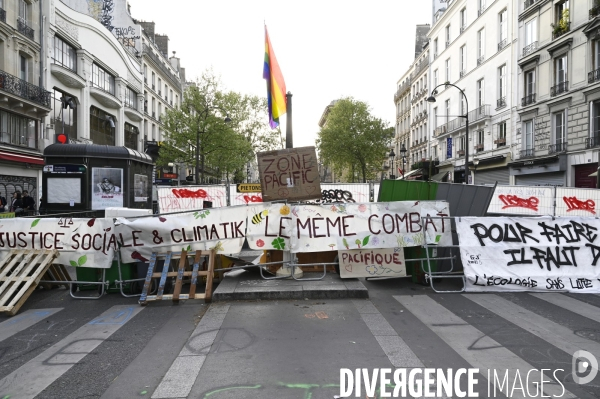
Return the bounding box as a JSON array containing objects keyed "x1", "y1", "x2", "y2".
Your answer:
[
  {"x1": 155, "y1": 34, "x2": 169, "y2": 57},
  {"x1": 139, "y1": 21, "x2": 155, "y2": 42}
]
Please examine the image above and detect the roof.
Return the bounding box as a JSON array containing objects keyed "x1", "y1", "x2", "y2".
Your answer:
[{"x1": 44, "y1": 144, "x2": 153, "y2": 164}]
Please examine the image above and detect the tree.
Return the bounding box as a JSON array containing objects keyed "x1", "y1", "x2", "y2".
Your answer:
[{"x1": 316, "y1": 97, "x2": 394, "y2": 183}]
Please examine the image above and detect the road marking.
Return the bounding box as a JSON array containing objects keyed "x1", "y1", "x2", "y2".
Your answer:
[
  {"x1": 152, "y1": 304, "x2": 230, "y2": 399},
  {"x1": 0, "y1": 308, "x2": 62, "y2": 343},
  {"x1": 465, "y1": 294, "x2": 600, "y2": 357},
  {"x1": 394, "y1": 295, "x2": 575, "y2": 399},
  {"x1": 0, "y1": 305, "x2": 143, "y2": 399},
  {"x1": 530, "y1": 293, "x2": 600, "y2": 322},
  {"x1": 353, "y1": 300, "x2": 423, "y2": 368}
]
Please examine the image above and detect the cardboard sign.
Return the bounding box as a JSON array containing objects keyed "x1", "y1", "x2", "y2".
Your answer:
[
  {"x1": 257, "y1": 146, "x2": 321, "y2": 202},
  {"x1": 457, "y1": 216, "x2": 600, "y2": 292},
  {"x1": 338, "y1": 247, "x2": 406, "y2": 278}
]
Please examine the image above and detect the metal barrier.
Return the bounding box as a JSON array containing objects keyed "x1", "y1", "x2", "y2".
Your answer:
[{"x1": 420, "y1": 216, "x2": 466, "y2": 293}]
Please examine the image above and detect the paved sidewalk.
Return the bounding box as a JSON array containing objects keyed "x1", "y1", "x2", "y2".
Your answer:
[{"x1": 212, "y1": 267, "x2": 369, "y2": 301}]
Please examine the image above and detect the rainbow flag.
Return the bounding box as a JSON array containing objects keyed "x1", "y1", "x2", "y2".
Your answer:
[{"x1": 263, "y1": 26, "x2": 287, "y2": 129}]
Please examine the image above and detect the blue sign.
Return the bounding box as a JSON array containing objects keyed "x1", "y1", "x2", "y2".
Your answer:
[
  {"x1": 155, "y1": 178, "x2": 172, "y2": 185},
  {"x1": 447, "y1": 137, "x2": 453, "y2": 159}
]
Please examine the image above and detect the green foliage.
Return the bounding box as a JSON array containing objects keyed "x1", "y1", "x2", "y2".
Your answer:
[{"x1": 317, "y1": 97, "x2": 393, "y2": 183}]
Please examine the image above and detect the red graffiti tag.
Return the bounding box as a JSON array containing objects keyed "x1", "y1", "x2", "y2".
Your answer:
[
  {"x1": 243, "y1": 195, "x2": 263, "y2": 203},
  {"x1": 498, "y1": 195, "x2": 539, "y2": 211},
  {"x1": 563, "y1": 196, "x2": 596, "y2": 214},
  {"x1": 172, "y1": 189, "x2": 208, "y2": 199}
]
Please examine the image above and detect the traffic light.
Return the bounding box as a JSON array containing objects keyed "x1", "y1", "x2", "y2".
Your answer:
[{"x1": 55, "y1": 132, "x2": 69, "y2": 144}]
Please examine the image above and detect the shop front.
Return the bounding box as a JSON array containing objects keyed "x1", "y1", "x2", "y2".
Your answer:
[
  {"x1": 472, "y1": 155, "x2": 510, "y2": 185},
  {"x1": 509, "y1": 154, "x2": 567, "y2": 187}
]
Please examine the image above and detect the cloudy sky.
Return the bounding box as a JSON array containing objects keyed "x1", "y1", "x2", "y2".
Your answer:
[{"x1": 127, "y1": 0, "x2": 432, "y2": 148}]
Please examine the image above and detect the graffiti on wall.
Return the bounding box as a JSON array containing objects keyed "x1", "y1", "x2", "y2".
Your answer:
[{"x1": 0, "y1": 176, "x2": 38, "y2": 202}]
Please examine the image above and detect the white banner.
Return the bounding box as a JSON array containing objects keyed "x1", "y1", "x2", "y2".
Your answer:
[
  {"x1": 0, "y1": 217, "x2": 116, "y2": 269},
  {"x1": 457, "y1": 216, "x2": 600, "y2": 292},
  {"x1": 115, "y1": 206, "x2": 248, "y2": 263},
  {"x1": 487, "y1": 185, "x2": 554, "y2": 216},
  {"x1": 244, "y1": 201, "x2": 450, "y2": 253},
  {"x1": 555, "y1": 187, "x2": 600, "y2": 217},
  {"x1": 157, "y1": 186, "x2": 228, "y2": 212},
  {"x1": 338, "y1": 247, "x2": 406, "y2": 278}
]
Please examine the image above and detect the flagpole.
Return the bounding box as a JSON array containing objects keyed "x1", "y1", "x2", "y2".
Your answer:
[{"x1": 285, "y1": 92, "x2": 293, "y2": 149}]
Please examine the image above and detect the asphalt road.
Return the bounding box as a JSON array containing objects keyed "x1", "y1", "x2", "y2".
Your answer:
[{"x1": 1, "y1": 277, "x2": 599, "y2": 399}]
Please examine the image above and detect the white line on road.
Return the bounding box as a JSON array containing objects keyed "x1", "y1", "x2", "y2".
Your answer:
[
  {"x1": 530, "y1": 293, "x2": 600, "y2": 322},
  {"x1": 0, "y1": 305, "x2": 143, "y2": 399},
  {"x1": 0, "y1": 308, "x2": 63, "y2": 343}
]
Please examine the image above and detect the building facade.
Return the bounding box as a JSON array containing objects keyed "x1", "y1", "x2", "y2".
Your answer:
[
  {"x1": 0, "y1": 0, "x2": 51, "y2": 201},
  {"x1": 428, "y1": 0, "x2": 518, "y2": 185},
  {"x1": 513, "y1": 0, "x2": 599, "y2": 187}
]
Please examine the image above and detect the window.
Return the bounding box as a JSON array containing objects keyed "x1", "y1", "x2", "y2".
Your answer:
[
  {"x1": 478, "y1": 0, "x2": 486, "y2": 14},
  {"x1": 445, "y1": 99, "x2": 450, "y2": 125},
  {"x1": 125, "y1": 87, "x2": 137, "y2": 109},
  {"x1": 433, "y1": 69, "x2": 438, "y2": 88},
  {"x1": 553, "y1": 54, "x2": 568, "y2": 95},
  {"x1": 460, "y1": 8, "x2": 467, "y2": 32},
  {"x1": 158, "y1": 78, "x2": 162, "y2": 94},
  {"x1": 498, "y1": 65, "x2": 506, "y2": 107},
  {"x1": 524, "y1": 120, "x2": 534, "y2": 153},
  {"x1": 51, "y1": 89, "x2": 77, "y2": 141},
  {"x1": 91, "y1": 64, "x2": 115, "y2": 94},
  {"x1": 152, "y1": 97, "x2": 156, "y2": 117},
  {"x1": 152, "y1": 123, "x2": 156, "y2": 140},
  {"x1": 555, "y1": 1, "x2": 569, "y2": 26},
  {"x1": 124, "y1": 123, "x2": 139, "y2": 150},
  {"x1": 169, "y1": 89, "x2": 173, "y2": 104},
  {"x1": 0, "y1": 109, "x2": 37, "y2": 148},
  {"x1": 499, "y1": 10, "x2": 507, "y2": 48},
  {"x1": 459, "y1": 46, "x2": 466, "y2": 76},
  {"x1": 592, "y1": 39, "x2": 600, "y2": 75},
  {"x1": 445, "y1": 58, "x2": 450, "y2": 82},
  {"x1": 18, "y1": 0, "x2": 27, "y2": 21},
  {"x1": 90, "y1": 106, "x2": 115, "y2": 146},
  {"x1": 477, "y1": 29, "x2": 485, "y2": 63},
  {"x1": 525, "y1": 18, "x2": 537, "y2": 47},
  {"x1": 497, "y1": 121, "x2": 507, "y2": 146},
  {"x1": 477, "y1": 130, "x2": 485, "y2": 150},
  {"x1": 433, "y1": 107, "x2": 438, "y2": 129},
  {"x1": 19, "y1": 55, "x2": 27, "y2": 82},
  {"x1": 525, "y1": 70, "x2": 535, "y2": 96},
  {"x1": 459, "y1": 136, "x2": 465, "y2": 152},
  {"x1": 445, "y1": 25, "x2": 451, "y2": 47},
  {"x1": 592, "y1": 101, "x2": 600, "y2": 145},
  {"x1": 477, "y1": 79, "x2": 485, "y2": 107},
  {"x1": 553, "y1": 110, "x2": 566, "y2": 153},
  {"x1": 151, "y1": 72, "x2": 155, "y2": 88},
  {"x1": 460, "y1": 92, "x2": 466, "y2": 115},
  {"x1": 53, "y1": 36, "x2": 76, "y2": 71},
  {"x1": 164, "y1": 84, "x2": 168, "y2": 100},
  {"x1": 143, "y1": 64, "x2": 147, "y2": 81},
  {"x1": 433, "y1": 39, "x2": 438, "y2": 57}
]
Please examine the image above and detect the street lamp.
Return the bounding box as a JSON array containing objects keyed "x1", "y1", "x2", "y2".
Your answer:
[
  {"x1": 472, "y1": 158, "x2": 480, "y2": 185},
  {"x1": 389, "y1": 148, "x2": 396, "y2": 180},
  {"x1": 427, "y1": 83, "x2": 470, "y2": 184},
  {"x1": 195, "y1": 106, "x2": 231, "y2": 184},
  {"x1": 400, "y1": 143, "x2": 407, "y2": 178}
]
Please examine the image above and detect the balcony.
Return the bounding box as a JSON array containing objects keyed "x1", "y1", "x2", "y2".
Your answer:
[
  {"x1": 460, "y1": 26, "x2": 465, "y2": 34},
  {"x1": 459, "y1": 70, "x2": 465, "y2": 78},
  {"x1": 144, "y1": 77, "x2": 147, "y2": 83},
  {"x1": 124, "y1": 104, "x2": 143, "y2": 122},
  {"x1": 591, "y1": 6, "x2": 600, "y2": 19},
  {"x1": 0, "y1": 8, "x2": 5, "y2": 23},
  {"x1": 434, "y1": 104, "x2": 491, "y2": 137},
  {"x1": 433, "y1": 52, "x2": 438, "y2": 60},
  {"x1": 158, "y1": 90, "x2": 161, "y2": 96},
  {"x1": 475, "y1": 143, "x2": 485, "y2": 152},
  {"x1": 457, "y1": 149, "x2": 465, "y2": 157},
  {"x1": 496, "y1": 97, "x2": 506, "y2": 109},
  {"x1": 17, "y1": 18, "x2": 34, "y2": 40},
  {"x1": 152, "y1": 84, "x2": 155, "y2": 90},
  {"x1": 522, "y1": 42, "x2": 538, "y2": 57},
  {"x1": 477, "y1": 56, "x2": 485, "y2": 66},
  {"x1": 589, "y1": 68, "x2": 600, "y2": 84},
  {"x1": 550, "y1": 81, "x2": 568, "y2": 97},
  {"x1": 152, "y1": 112, "x2": 156, "y2": 119},
  {"x1": 520, "y1": 149, "x2": 535, "y2": 158},
  {"x1": 0, "y1": 69, "x2": 51, "y2": 108},
  {"x1": 498, "y1": 39, "x2": 507, "y2": 51},
  {"x1": 494, "y1": 137, "x2": 506, "y2": 147},
  {"x1": 524, "y1": 0, "x2": 537, "y2": 9},
  {"x1": 521, "y1": 93, "x2": 536, "y2": 106},
  {"x1": 552, "y1": 22, "x2": 570, "y2": 40},
  {"x1": 445, "y1": 41, "x2": 450, "y2": 49},
  {"x1": 142, "y1": 44, "x2": 183, "y2": 91},
  {"x1": 548, "y1": 141, "x2": 567, "y2": 154},
  {"x1": 586, "y1": 136, "x2": 600, "y2": 149}
]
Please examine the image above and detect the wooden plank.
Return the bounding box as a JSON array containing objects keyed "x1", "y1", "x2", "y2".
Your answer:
[
  {"x1": 188, "y1": 251, "x2": 202, "y2": 299},
  {"x1": 156, "y1": 251, "x2": 173, "y2": 300},
  {"x1": 0, "y1": 251, "x2": 44, "y2": 307},
  {"x1": 0, "y1": 251, "x2": 36, "y2": 300},
  {"x1": 204, "y1": 250, "x2": 216, "y2": 303},
  {"x1": 139, "y1": 252, "x2": 158, "y2": 305},
  {"x1": 145, "y1": 293, "x2": 206, "y2": 301},
  {"x1": 172, "y1": 250, "x2": 187, "y2": 303}
]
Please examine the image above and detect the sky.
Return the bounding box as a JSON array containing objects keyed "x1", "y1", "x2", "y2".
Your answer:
[{"x1": 126, "y1": 0, "x2": 432, "y2": 149}]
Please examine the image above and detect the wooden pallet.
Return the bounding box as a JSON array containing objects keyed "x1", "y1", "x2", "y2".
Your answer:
[
  {"x1": 0, "y1": 249, "x2": 59, "y2": 316},
  {"x1": 139, "y1": 249, "x2": 215, "y2": 305},
  {"x1": 40, "y1": 264, "x2": 73, "y2": 290}
]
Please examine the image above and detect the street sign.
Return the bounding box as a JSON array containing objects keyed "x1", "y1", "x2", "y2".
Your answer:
[
  {"x1": 163, "y1": 173, "x2": 178, "y2": 179},
  {"x1": 237, "y1": 183, "x2": 262, "y2": 193},
  {"x1": 155, "y1": 178, "x2": 172, "y2": 185}
]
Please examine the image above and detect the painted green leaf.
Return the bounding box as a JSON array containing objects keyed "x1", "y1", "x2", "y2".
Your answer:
[
  {"x1": 362, "y1": 235, "x2": 370, "y2": 246},
  {"x1": 69, "y1": 260, "x2": 78, "y2": 267},
  {"x1": 272, "y1": 237, "x2": 285, "y2": 250},
  {"x1": 186, "y1": 245, "x2": 191, "y2": 251},
  {"x1": 31, "y1": 219, "x2": 41, "y2": 228},
  {"x1": 435, "y1": 235, "x2": 442, "y2": 243},
  {"x1": 77, "y1": 255, "x2": 87, "y2": 266}
]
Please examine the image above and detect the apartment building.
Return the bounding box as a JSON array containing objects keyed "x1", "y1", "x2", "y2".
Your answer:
[
  {"x1": 394, "y1": 68, "x2": 412, "y2": 179},
  {"x1": 428, "y1": 0, "x2": 517, "y2": 184},
  {"x1": 514, "y1": 0, "x2": 599, "y2": 187},
  {"x1": 0, "y1": 0, "x2": 51, "y2": 200}
]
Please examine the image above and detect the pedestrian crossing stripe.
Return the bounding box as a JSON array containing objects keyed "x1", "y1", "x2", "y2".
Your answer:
[{"x1": 0, "y1": 308, "x2": 62, "y2": 343}]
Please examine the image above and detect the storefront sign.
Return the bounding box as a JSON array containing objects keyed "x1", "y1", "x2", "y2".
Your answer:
[
  {"x1": 457, "y1": 216, "x2": 600, "y2": 292},
  {"x1": 237, "y1": 184, "x2": 262, "y2": 193},
  {"x1": 115, "y1": 206, "x2": 247, "y2": 262},
  {"x1": 0, "y1": 217, "x2": 116, "y2": 268},
  {"x1": 338, "y1": 247, "x2": 406, "y2": 278}
]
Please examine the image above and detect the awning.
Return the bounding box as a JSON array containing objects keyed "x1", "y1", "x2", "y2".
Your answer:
[
  {"x1": 590, "y1": 171, "x2": 598, "y2": 177},
  {"x1": 0, "y1": 151, "x2": 44, "y2": 165},
  {"x1": 430, "y1": 171, "x2": 449, "y2": 182},
  {"x1": 397, "y1": 168, "x2": 422, "y2": 180}
]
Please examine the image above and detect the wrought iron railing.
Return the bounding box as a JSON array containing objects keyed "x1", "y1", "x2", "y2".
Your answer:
[
  {"x1": 0, "y1": 8, "x2": 6, "y2": 23},
  {"x1": 520, "y1": 148, "x2": 535, "y2": 158},
  {"x1": 497, "y1": 97, "x2": 506, "y2": 109},
  {"x1": 17, "y1": 18, "x2": 34, "y2": 40},
  {"x1": 586, "y1": 136, "x2": 600, "y2": 149},
  {"x1": 495, "y1": 137, "x2": 506, "y2": 146},
  {"x1": 589, "y1": 68, "x2": 600, "y2": 83},
  {"x1": 478, "y1": 8, "x2": 485, "y2": 16},
  {"x1": 477, "y1": 56, "x2": 485, "y2": 65},
  {"x1": 521, "y1": 93, "x2": 536, "y2": 106},
  {"x1": 459, "y1": 70, "x2": 465, "y2": 78},
  {"x1": 548, "y1": 141, "x2": 567, "y2": 154},
  {"x1": 524, "y1": 0, "x2": 537, "y2": 9},
  {"x1": 433, "y1": 104, "x2": 491, "y2": 137},
  {"x1": 552, "y1": 23, "x2": 570, "y2": 40},
  {"x1": 0, "y1": 69, "x2": 51, "y2": 107},
  {"x1": 522, "y1": 41, "x2": 538, "y2": 57},
  {"x1": 550, "y1": 81, "x2": 568, "y2": 96},
  {"x1": 498, "y1": 39, "x2": 507, "y2": 51},
  {"x1": 591, "y1": 6, "x2": 600, "y2": 19}
]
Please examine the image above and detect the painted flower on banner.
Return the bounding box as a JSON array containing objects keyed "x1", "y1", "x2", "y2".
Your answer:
[
  {"x1": 280, "y1": 205, "x2": 290, "y2": 215},
  {"x1": 256, "y1": 239, "x2": 265, "y2": 248},
  {"x1": 358, "y1": 204, "x2": 367, "y2": 212},
  {"x1": 371, "y1": 236, "x2": 380, "y2": 246},
  {"x1": 212, "y1": 241, "x2": 224, "y2": 252}
]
